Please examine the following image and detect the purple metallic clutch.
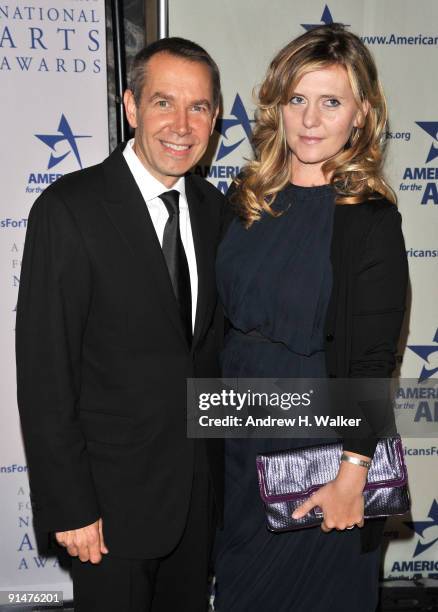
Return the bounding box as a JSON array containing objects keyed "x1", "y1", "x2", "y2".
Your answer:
[{"x1": 256, "y1": 436, "x2": 410, "y2": 532}]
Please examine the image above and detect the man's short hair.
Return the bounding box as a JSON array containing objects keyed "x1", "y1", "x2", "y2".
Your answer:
[{"x1": 129, "y1": 37, "x2": 221, "y2": 110}]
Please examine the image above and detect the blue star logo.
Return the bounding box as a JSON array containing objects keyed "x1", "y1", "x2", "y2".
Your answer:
[
  {"x1": 301, "y1": 5, "x2": 349, "y2": 31},
  {"x1": 215, "y1": 94, "x2": 254, "y2": 162},
  {"x1": 408, "y1": 329, "x2": 438, "y2": 383},
  {"x1": 405, "y1": 500, "x2": 438, "y2": 558},
  {"x1": 416, "y1": 121, "x2": 438, "y2": 164},
  {"x1": 35, "y1": 114, "x2": 91, "y2": 170}
]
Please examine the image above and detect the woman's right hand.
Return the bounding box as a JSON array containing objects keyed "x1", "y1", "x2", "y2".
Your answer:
[{"x1": 292, "y1": 457, "x2": 368, "y2": 531}]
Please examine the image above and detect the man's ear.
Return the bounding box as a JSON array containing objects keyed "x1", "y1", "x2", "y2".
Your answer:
[
  {"x1": 354, "y1": 99, "x2": 370, "y2": 129},
  {"x1": 124, "y1": 89, "x2": 138, "y2": 130},
  {"x1": 210, "y1": 106, "x2": 220, "y2": 135}
]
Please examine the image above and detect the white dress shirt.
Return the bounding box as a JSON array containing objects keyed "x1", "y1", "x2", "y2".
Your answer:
[{"x1": 123, "y1": 139, "x2": 198, "y2": 331}]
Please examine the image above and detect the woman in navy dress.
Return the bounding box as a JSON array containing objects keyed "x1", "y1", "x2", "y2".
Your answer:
[{"x1": 214, "y1": 24, "x2": 408, "y2": 612}]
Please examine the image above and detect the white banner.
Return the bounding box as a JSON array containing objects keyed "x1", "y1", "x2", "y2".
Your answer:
[
  {"x1": 0, "y1": 0, "x2": 108, "y2": 597},
  {"x1": 169, "y1": 0, "x2": 438, "y2": 580}
]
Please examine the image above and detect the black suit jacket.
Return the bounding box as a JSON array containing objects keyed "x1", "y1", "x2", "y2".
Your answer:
[{"x1": 16, "y1": 145, "x2": 226, "y2": 559}]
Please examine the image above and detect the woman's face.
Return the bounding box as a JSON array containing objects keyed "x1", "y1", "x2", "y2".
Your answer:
[{"x1": 281, "y1": 64, "x2": 365, "y2": 184}]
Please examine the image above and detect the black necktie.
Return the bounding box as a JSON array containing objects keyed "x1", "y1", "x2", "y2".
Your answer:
[{"x1": 160, "y1": 190, "x2": 192, "y2": 346}]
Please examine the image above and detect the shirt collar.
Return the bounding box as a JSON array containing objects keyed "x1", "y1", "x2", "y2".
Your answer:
[{"x1": 123, "y1": 139, "x2": 187, "y2": 207}]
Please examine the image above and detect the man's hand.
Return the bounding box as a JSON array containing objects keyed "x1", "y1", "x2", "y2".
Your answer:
[{"x1": 55, "y1": 518, "x2": 109, "y2": 563}]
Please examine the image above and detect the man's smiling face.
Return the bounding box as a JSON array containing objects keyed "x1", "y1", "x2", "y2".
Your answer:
[{"x1": 124, "y1": 52, "x2": 218, "y2": 188}]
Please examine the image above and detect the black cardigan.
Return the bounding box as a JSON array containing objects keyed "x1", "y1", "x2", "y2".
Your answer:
[
  {"x1": 323, "y1": 197, "x2": 408, "y2": 552},
  {"x1": 324, "y1": 197, "x2": 408, "y2": 457}
]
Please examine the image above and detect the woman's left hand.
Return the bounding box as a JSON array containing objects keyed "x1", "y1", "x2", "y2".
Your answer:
[{"x1": 291, "y1": 454, "x2": 370, "y2": 531}]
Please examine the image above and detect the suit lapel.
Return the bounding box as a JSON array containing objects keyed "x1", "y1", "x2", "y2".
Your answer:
[
  {"x1": 185, "y1": 175, "x2": 217, "y2": 350},
  {"x1": 101, "y1": 146, "x2": 188, "y2": 346}
]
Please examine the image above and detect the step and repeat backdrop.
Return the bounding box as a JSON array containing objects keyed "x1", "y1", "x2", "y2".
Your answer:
[
  {"x1": 169, "y1": 0, "x2": 438, "y2": 580},
  {"x1": 0, "y1": 0, "x2": 108, "y2": 598},
  {"x1": 0, "y1": 0, "x2": 437, "y2": 600}
]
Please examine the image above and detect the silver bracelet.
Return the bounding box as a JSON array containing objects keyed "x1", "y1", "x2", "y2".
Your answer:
[{"x1": 340, "y1": 453, "x2": 371, "y2": 469}]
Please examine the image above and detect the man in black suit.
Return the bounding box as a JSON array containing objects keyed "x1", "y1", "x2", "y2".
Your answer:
[{"x1": 16, "y1": 37, "x2": 226, "y2": 611}]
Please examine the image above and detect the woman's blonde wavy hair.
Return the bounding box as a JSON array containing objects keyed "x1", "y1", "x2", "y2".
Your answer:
[{"x1": 235, "y1": 23, "x2": 396, "y2": 227}]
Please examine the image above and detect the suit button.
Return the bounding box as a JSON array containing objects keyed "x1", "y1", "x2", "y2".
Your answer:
[{"x1": 326, "y1": 333, "x2": 334, "y2": 342}]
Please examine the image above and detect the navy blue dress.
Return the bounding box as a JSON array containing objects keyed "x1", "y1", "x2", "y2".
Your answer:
[{"x1": 214, "y1": 184, "x2": 381, "y2": 612}]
